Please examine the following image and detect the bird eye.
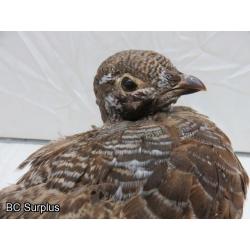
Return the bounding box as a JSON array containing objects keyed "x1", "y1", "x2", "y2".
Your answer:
[{"x1": 121, "y1": 77, "x2": 137, "y2": 92}]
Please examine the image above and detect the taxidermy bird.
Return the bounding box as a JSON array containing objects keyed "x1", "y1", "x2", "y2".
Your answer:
[{"x1": 0, "y1": 50, "x2": 248, "y2": 218}]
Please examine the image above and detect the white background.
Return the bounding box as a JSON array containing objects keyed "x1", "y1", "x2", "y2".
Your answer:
[
  {"x1": 0, "y1": 31, "x2": 249, "y2": 218},
  {"x1": 0, "y1": 1, "x2": 249, "y2": 249},
  {"x1": 0, "y1": 31, "x2": 250, "y2": 152}
]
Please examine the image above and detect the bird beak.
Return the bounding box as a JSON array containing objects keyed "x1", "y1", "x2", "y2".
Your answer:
[{"x1": 176, "y1": 74, "x2": 206, "y2": 95}]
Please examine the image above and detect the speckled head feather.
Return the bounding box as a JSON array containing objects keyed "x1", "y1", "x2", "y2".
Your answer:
[{"x1": 94, "y1": 50, "x2": 205, "y2": 122}]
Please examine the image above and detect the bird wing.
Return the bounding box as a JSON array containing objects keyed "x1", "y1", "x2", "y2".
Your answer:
[
  {"x1": 0, "y1": 128, "x2": 124, "y2": 218},
  {"x1": 0, "y1": 107, "x2": 248, "y2": 218},
  {"x1": 121, "y1": 107, "x2": 248, "y2": 218}
]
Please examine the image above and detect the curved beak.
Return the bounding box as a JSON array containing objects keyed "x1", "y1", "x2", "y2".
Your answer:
[{"x1": 176, "y1": 74, "x2": 206, "y2": 95}]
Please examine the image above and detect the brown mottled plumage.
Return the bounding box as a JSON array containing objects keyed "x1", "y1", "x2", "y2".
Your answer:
[{"x1": 0, "y1": 50, "x2": 248, "y2": 218}]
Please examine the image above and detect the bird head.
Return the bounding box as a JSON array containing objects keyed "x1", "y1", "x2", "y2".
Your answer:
[{"x1": 94, "y1": 50, "x2": 206, "y2": 123}]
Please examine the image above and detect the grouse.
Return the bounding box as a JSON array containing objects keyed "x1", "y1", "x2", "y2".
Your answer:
[{"x1": 0, "y1": 50, "x2": 248, "y2": 218}]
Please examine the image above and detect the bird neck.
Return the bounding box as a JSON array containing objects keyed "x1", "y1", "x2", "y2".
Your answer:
[
  {"x1": 99, "y1": 104, "x2": 124, "y2": 124},
  {"x1": 99, "y1": 97, "x2": 173, "y2": 124},
  {"x1": 102, "y1": 106, "x2": 173, "y2": 125}
]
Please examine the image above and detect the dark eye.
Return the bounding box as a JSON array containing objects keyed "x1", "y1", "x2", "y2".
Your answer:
[{"x1": 121, "y1": 77, "x2": 137, "y2": 92}]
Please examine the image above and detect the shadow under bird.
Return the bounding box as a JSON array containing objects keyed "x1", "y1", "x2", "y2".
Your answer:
[{"x1": 0, "y1": 50, "x2": 248, "y2": 218}]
